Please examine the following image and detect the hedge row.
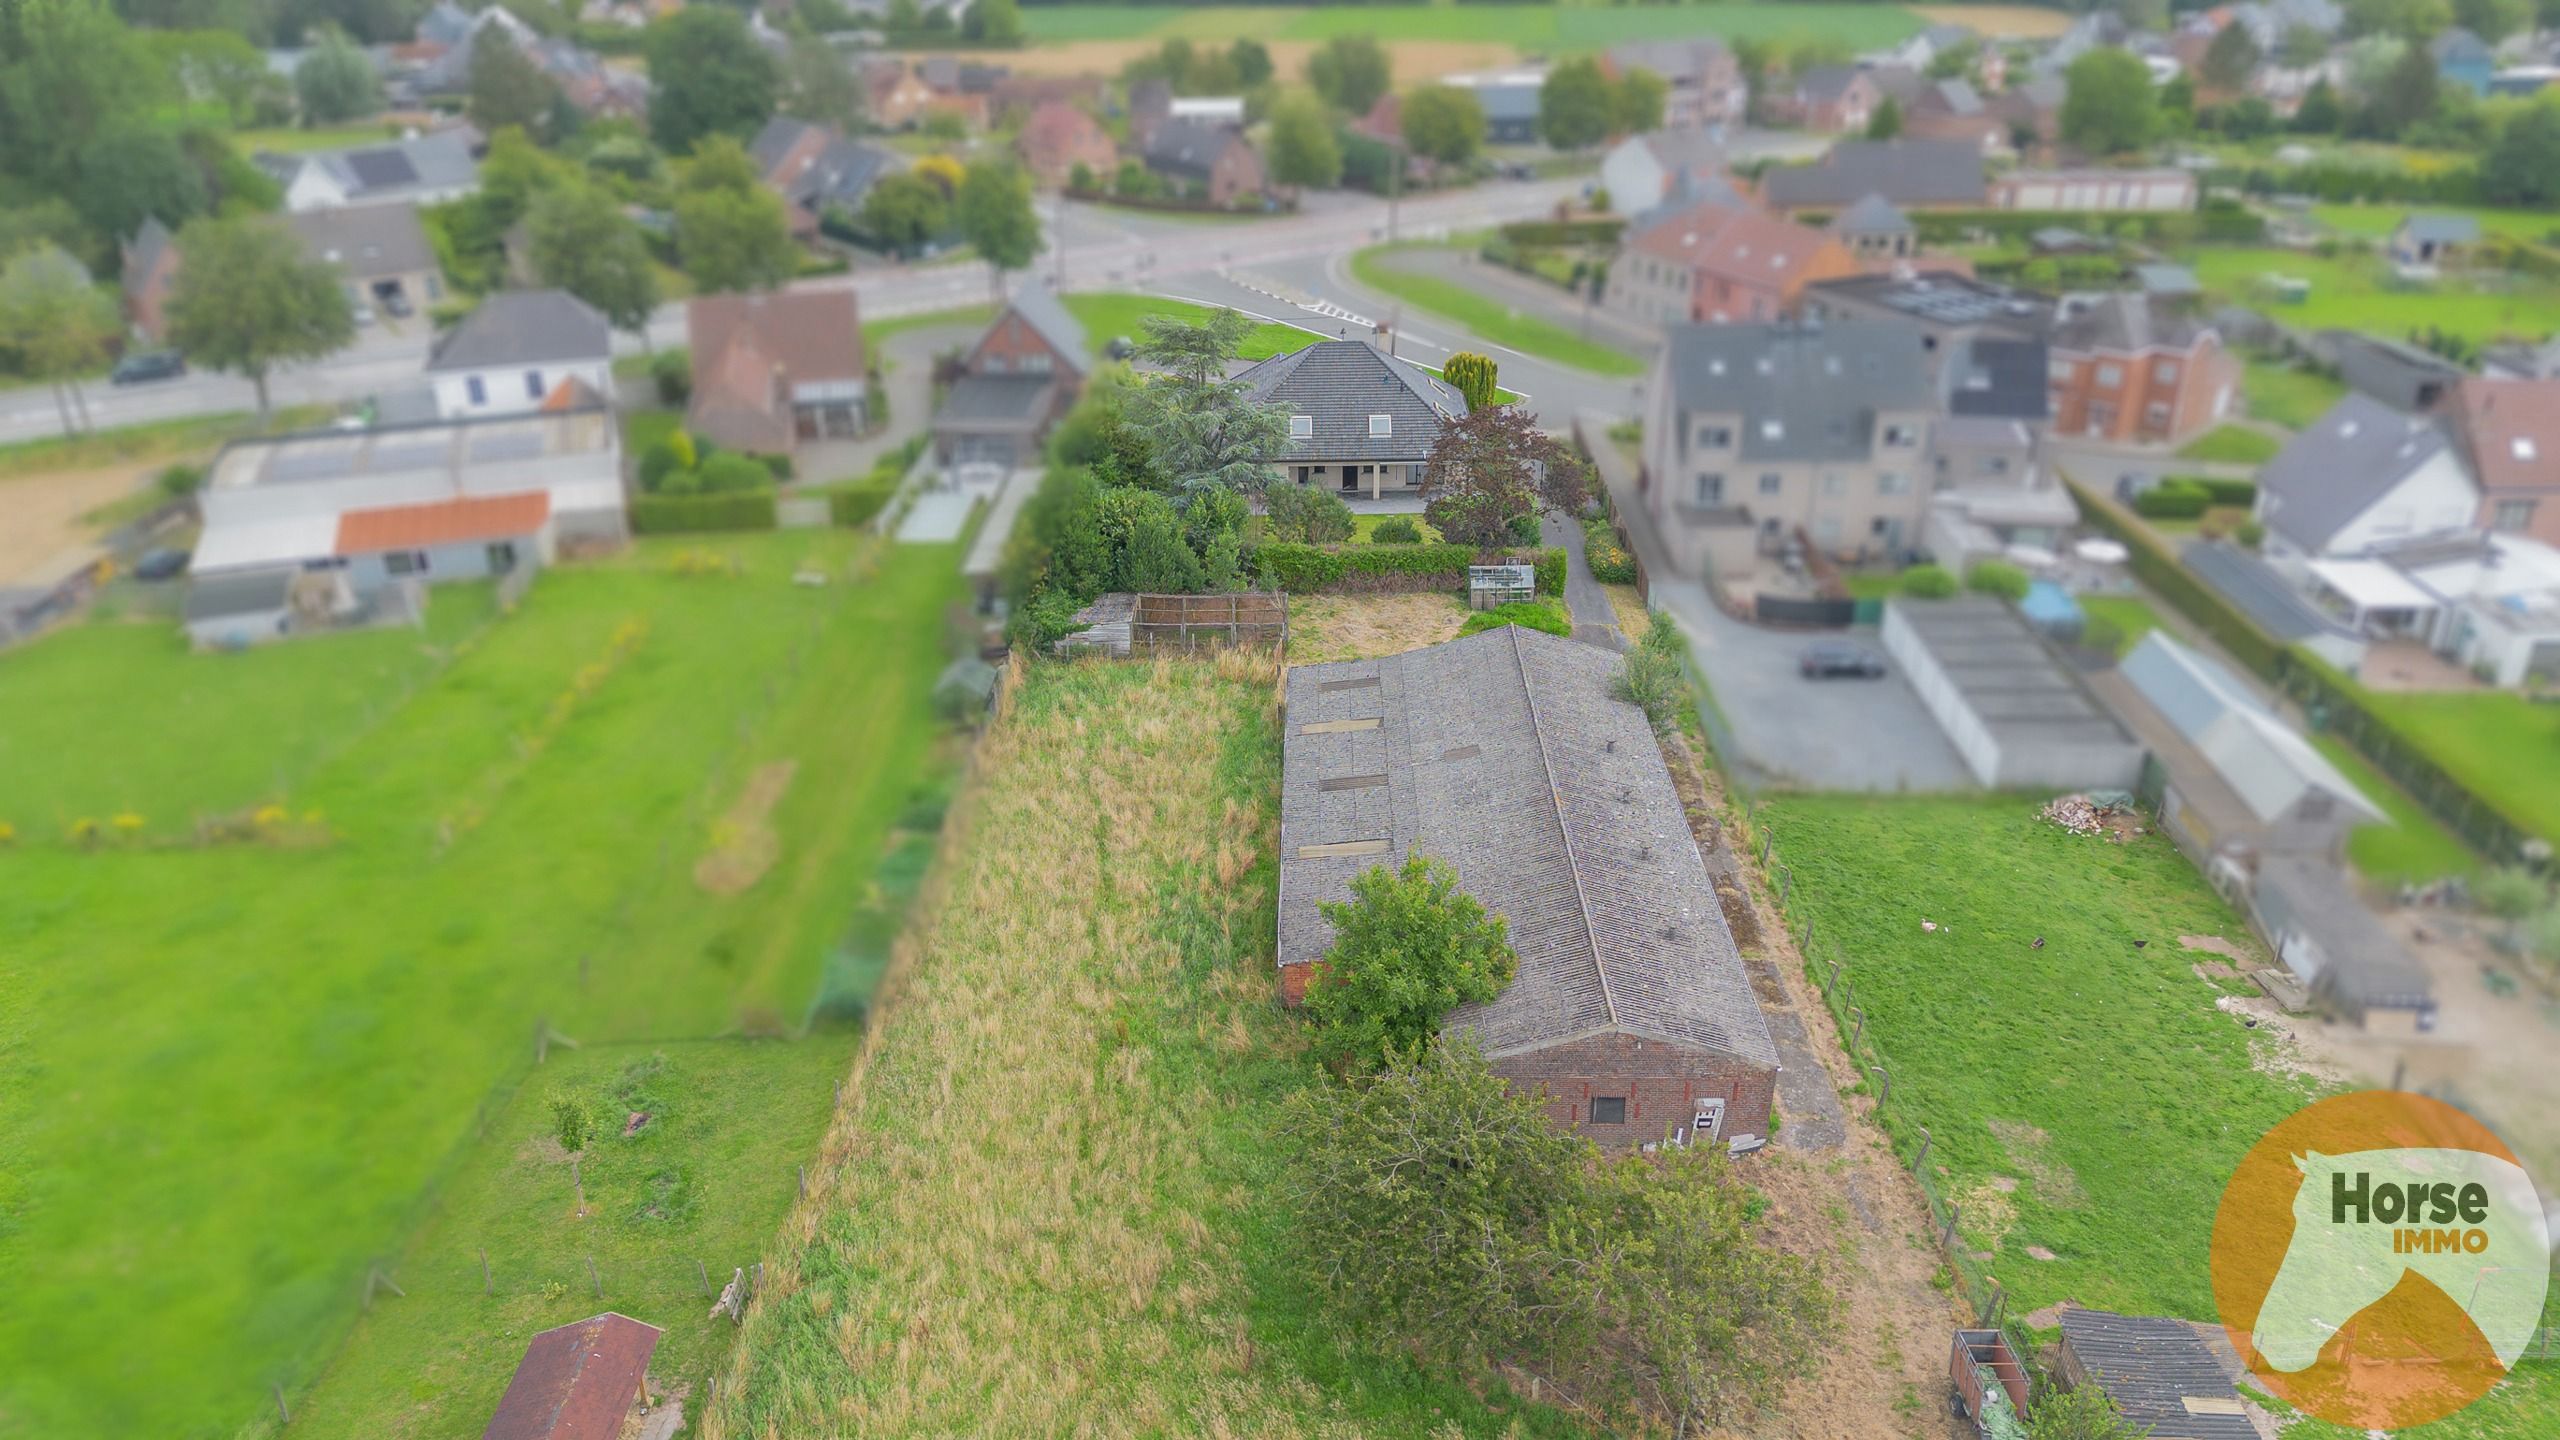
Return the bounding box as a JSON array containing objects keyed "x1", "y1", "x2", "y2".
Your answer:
[
  {"x1": 1255, "y1": 542, "x2": 1564, "y2": 596},
  {"x1": 2065, "y1": 477, "x2": 2281, "y2": 675},
  {"x1": 1907, "y1": 201, "x2": 2264, "y2": 248},
  {"x1": 1500, "y1": 217, "x2": 1625, "y2": 247},
  {"x1": 630, "y1": 489, "x2": 780, "y2": 535},
  {"x1": 824, "y1": 478, "x2": 901, "y2": 528}
]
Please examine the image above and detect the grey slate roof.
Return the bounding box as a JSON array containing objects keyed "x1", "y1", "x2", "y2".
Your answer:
[
  {"x1": 1761, "y1": 138, "x2": 1986, "y2": 211},
  {"x1": 263, "y1": 130, "x2": 481, "y2": 203},
  {"x1": 1632, "y1": 170, "x2": 1750, "y2": 233},
  {"x1": 2255, "y1": 394, "x2": 2452, "y2": 552},
  {"x1": 2255, "y1": 858, "x2": 2435, "y2": 1011},
  {"x1": 1236, "y1": 340, "x2": 1467, "y2": 462},
  {"x1": 1948, "y1": 335, "x2": 2051, "y2": 421},
  {"x1": 749, "y1": 118, "x2": 901, "y2": 214},
  {"x1": 1661, "y1": 320, "x2": 1936, "y2": 462},
  {"x1": 936, "y1": 373, "x2": 1054, "y2": 425},
  {"x1": 1796, "y1": 64, "x2": 1867, "y2": 103},
  {"x1": 1002, "y1": 280, "x2": 1091, "y2": 376},
  {"x1": 1832, "y1": 192, "x2": 1912, "y2": 235},
  {"x1": 1278, "y1": 627, "x2": 1781, "y2": 1072},
  {"x1": 2132, "y1": 262, "x2": 2202, "y2": 296},
  {"x1": 1930, "y1": 77, "x2": 1984, "y2": 115},
  {"x1": 426, "y1": 289, "x2": 610, "y2": 372},
  {"x1": 288, "y1": 203, "x2": 437, "y2": 281},
  {"x1": 2058, "y1": 1310, "x2": 2256, "y2": 1440},
  {"x1": 1143, "y1": 117, "x2": 1242, "y2": 181},
  {"x1": 1637, "y1": 127, "x2": 1727, "y2": 176},
  {"x1": 2047, "y1": 293, "x2": 2209, "y2": 354},
  {"x1": 2397, "y1": 211, "x2": 2482, "y2": 245}
]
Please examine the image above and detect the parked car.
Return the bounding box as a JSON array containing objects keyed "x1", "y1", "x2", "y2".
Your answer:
[
  {"x1": 1104, "y1": 335, "x2": 1135, "y2": 361},
  {"x1": 133, "y1": 548, "x2": 190, "y2": 581},
  {"x1": 1800, "y1": 641, "x2": 1887, "y2": 679},
  {"x1": 110, "y1": 350, "x2": 186, "y2": 385},
  {"x1": 381, "y1": 289, "x2": 413, "y2": 319}
]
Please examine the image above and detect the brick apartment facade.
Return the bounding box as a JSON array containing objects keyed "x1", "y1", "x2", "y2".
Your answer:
[
  {"x1": 2046, "y1": 294, "x2": 2238, "y2": 445},
  {"x1": 1605, "y1": 197, "x2": 1859, "y2": 327}
]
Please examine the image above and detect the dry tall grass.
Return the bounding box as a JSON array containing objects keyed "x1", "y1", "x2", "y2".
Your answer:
[{"x1": 705, "y1": 652, "x2": 1567, "y2": 1438}]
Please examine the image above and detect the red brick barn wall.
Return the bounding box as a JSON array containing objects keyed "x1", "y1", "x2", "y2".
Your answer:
[{"x1": 1485, "y1": 1031, "x2": 1776, "y2": 1150}]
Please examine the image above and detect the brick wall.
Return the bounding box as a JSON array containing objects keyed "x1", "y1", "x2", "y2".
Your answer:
[{"x1": 1487, "y1": 1030, "x2": 1776, "y2": 1150}]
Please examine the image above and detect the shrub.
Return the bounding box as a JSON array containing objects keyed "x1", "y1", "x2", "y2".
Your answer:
[
  {"x1": 2234, "y1": 518, "x2": 2264, "y2": 549},
  {"x1": 1458, "y1": 599, "x2": 1572, "y2": 638},
  {"x1": 630, "y1": 490, "x2": 779, "y2": 534},
  {"x1": 1265, "y1": 483, "x2": 1357, "y2": 544},
  {"x1": 1254, "y1": 542, "x2": 1562, "y2": 595},
  {"x1": 2196, "y1": 476, "x2": 2257, "y2": 507},
  {"x1": 1964, "y1": 559, "x2": 2030, "y2": 601},
  {"x1": 156, "y1": 462, "x2": 204, "y2": 499},
  {"x1": 1305, "y1": 855, "x2": 1517, "y2": 1070},
  {"x1": 637, "y1": 439, "x2": 686, "y2": 493},
  {"x1": 651, "y1": 350, "x2": 690, "y2": 406},
  {"x1": 1370, "y1": 515, "x2": 1424, "y2": 544},
  {"x1": 1900, "y1": 564, "x2": 1958, "y2": 599},
  {"x1": 759, "y1": 452, "x2": 795, "y2": 482},
  {"x1": 695, "y1": 452, "x2": 773, "y2": 494},
  {"x1": 1505, "y1": 511, "x2": 1542, "y2": 546},
  {"x1": 2132, "y1": 479, "x2": 2211, "y2": 519},
  {"x1": 1582, "y1": 515, "x2": 1637, "y2": 584},
  {"x1": 550, "y1": 1094, "x2": 597, "y2": 1153},
  {"x1": 825, "y1": 476, "x2": 901, "y2": 528}
]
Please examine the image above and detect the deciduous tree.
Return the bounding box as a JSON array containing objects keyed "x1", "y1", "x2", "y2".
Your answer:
[
  {"x1": 0, "y1": 245, "x2": 119, "y2": 436},
  {"x1": 1420, "y1": 403, "x2": 1590, "y2": 546},
  {"x1": 1611, "y1": 66, "x2": 1668, "y2": 135},
  {"x1": 859, "y1": 171, "x2": 949, "y2": 254},
  {"x1": 961, "y1": 0, "x2": 1021, "y2": 46},
  {"x1": 1124, "y1": 309, "x2": 1292, "y2": 495},
  {"x1": 647, "y1": 7, "x2": 778, "y2": 154},
  {"x1": 1229, "y1": 37, "x2": 1273, "y2": 88},
  {"x1": 781, "y1": 28, "x2": 865, "y2": 131},
  {"x1": 1539, "y1": 56, "x2": 1615, "y2": 150},
  {"x1": 2482, "y1": 100, "x2": 2560, "y2": 206},
  {"x1": 1265, "y1": 89, "x2": 1342, "y2": 191},
  {"x1": 2201, "y1": 19, "x2": 2264, "y2": 92},
  {"x1": 2060, "y1": 47, "x2": 2158, "y2": 154},
  {"x1": 674, "y1": 184, "x2": 796, "y2": 292},
  {"x1": 166, "y1": 215, "x2": 353, "y2": 417},
  {"x1": 1866, "y1": 94, "x2": 1903, "y2": 139},
  {"x1": 1441, "y1": 351, "x2": 1497, "y2": 411},
  {"x1": 1305, "y1": 855, "x2": 1517, "y2": 1069},
  {"x1": 293, "y1": 24, "x2": 381, "y2": 123},
  {"x1": 1400, "y1": 84, "x2": 1485, "y2": 166},
  {"x1": 527, "y1": 181, "x2": 659, "y2": 343},
  {"x1": 71, "y1": 126, "x2": 207, "y2": 240},
  {"x1": 468, "y1": 26, "x2": 559, "y2": 139},
  {"x1": 1305, "y1": 34, "x2": 1390, "y2": 116},
  {"x1": 957, "y1": 158, "x2": 1040, "y2": 285}
]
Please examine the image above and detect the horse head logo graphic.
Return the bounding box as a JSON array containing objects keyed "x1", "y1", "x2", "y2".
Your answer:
[
  {"x1": 2216, "y1": 1094, "x2": 2552, "y2": 1431},
  {"x1": 2251, "y1": 1148, "x2": 2548, "y2": 1374}
]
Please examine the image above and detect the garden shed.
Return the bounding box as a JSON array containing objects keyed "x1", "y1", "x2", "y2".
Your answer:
[
  {"x1": 2054, "y1": 1308, "x2": 2254, "y2": 1440},
  {"x1": 1881, "y1": 598, "x2": 2141, "y2": 789},
  {"x1": 479, "y1": 1312, "x2": 662, "y2": 1440},
  {"x1": 1276, "y1": 627, "x2": 1781, "y2": 1149}
]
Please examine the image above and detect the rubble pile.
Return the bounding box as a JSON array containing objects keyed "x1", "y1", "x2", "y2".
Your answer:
[{"x1": 2039, "y1": 793, "x2": 2108, "y2": 835}]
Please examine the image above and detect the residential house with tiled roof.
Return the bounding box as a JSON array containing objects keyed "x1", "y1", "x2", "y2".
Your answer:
[
  {"x1": 1598, "y1": 128, "x2": 1728, "y2": 214},
  {"x1": 1241, "y1": 339, "x2": 1468, "y2": 502},
  {"x1": 1277, "y1": 626, "x2": 1782, "y2": 1149},
  {"x1": 749, "y1": 117, "x2": 903, "y2": 235},
  {"x1": 1604, "y1": 196, "x2": 1858, "y2": 328},
  {"x1": 288, "y1": 203, "x2": 443, "y2": 318},
  {"x1": 1778, "y1": 65, "x2": 1882, "y2": 132},
  {"x1": 2045, "y1": 293, "x2": 2237, "y2": 445},
  {"x1": 685, "y1": 290, "x2": 869, "y2": 457},
  {"x1": 931, "y1": 280, "x2": 1092, "y2": 470},
  {"x1": 426, "y1": 289, "x2": 612, "y2": 419},
  {"x1": 1606, "y1": 38, "x2": 1746, "y2": 129},
  {"x1": 1902, "y1": 78, "x2": 2009, "y2": 154},
  {"x1": 2446, "y1": 377, "x2": 2560, "y2": 547},
  {"x1": 865, "y1": 59, "x2": 935, "y2": 130},
  {"x1": 1015, "y1": 101, "x2": 1117, "y2": 191},
  {"x1": 1142, "y1": 118, "x2": 1265, "y2": 206}
]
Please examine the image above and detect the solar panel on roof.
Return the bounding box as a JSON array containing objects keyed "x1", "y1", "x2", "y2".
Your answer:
[
  {"x1": 469, "y1": 431, "x2": 545, "y2": 463},
  {"x1": 345, "y1": 149, "x2": 419, "y2": 189}
]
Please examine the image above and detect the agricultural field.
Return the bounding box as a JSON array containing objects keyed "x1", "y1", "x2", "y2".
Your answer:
[
  {"x1": 1352, "y1": 243, "x2": 1649, "y2": 376},
  {"x1": 2188, "y1": 247, "x2": 2560, "y2": 348},
  {"x1": 1017, "y1": 2, "x2": 1926, "y2": 50},
  {"x1": 1757, "y1": 795, "x2": 2317, "y2": 1323},
  {"x1": 0, "y1": 532, "x2": 965, "y2": 1439},
  {"x1": 703, "y1": 657, "x2": 1591, "y2": 1437}
]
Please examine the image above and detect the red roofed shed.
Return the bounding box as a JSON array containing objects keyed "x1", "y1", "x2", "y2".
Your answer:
[
  {"x1": 336, "y1": 491, "x2": 551, "y2": 556},
  {"x1": 481, "y1": 1312, "x2": 663, "y2": 1440}
]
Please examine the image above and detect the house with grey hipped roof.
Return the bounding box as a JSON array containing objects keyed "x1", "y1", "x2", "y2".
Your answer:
[
  {"x1": 288, "y1": 203, "x2": 443, "y2": 317},
  {"x1": 931, "y1": 279, "x2": 1090, "y2": 473},
  {"x1": 259, "y1": 129, "x2": 480, "y2": 213},
  {"x1": 1241, "y1": 339, "x2": 1467, "y2": 504},
  {"x1": 1639, "y1": 319, "x2": 1940, "y2": 578},
  {"x1": 426, "y1": 289, "x2": 613, "y2": 420},
  {"x1": 1760, "y1": 138, "x2": 1987, "y2": 215},
  {"x1": 1142, "y1": 117, "x2": 1267, "y2": 206},
  {"x1": 1830, "y1": 193, "x2": 1915, "y2": 259},
  {"x1": 1882, "y1": 597, "x2": 2141, "y2": 789},
  {"x1": 1277, "y1": 626, "x2": 1781, "y2": 1150},
  {"x1": 2091, "y1": 630, "x2": 2431, "y2": 1029}
]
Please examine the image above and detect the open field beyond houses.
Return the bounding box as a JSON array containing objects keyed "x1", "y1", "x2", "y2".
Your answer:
[
  {"x1": 704, "y1": 658, "x2": 1595, "y2": 1437},
  {"x1": 0, "y1": 533, "x2": 961, "y2": 1438}
]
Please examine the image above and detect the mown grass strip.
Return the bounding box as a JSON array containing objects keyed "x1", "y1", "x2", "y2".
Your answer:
[{"x1": 1350, "y1": 244, "x2": 1647, "y2": 377}]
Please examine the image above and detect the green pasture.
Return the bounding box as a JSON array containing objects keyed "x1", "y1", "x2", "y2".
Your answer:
[
  {"x1": 2189, "y1": 248, "x2": 2560, "y2": 348},
  {"x1": 0, "y1": 532, "x2": 962, "y2": 1439}
]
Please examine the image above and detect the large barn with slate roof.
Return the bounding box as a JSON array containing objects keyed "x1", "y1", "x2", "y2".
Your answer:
[{"x1": 1277, "y1": 626, "x2": 1781, "y2": 1149}]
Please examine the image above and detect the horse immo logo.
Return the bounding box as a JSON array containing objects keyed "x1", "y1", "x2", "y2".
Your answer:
[{"x1": 2212, "y1": 1092, "x2": 2551, "y2": 1431}]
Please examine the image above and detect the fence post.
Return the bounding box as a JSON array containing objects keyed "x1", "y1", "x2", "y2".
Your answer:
[
  {"x1": 1869, "y1": 1065, "x2": 1890, "y2": 1105},
  {"x1": 1778, "y1": 866, "x2": 1792, "y2": 910},
  {"x1": 1759, "y1": 831, "x2": 1772, "y2": 866},
  {"x1": 1850, "y1": 1007, "x2": 1866, "y2": 1055},
  {"x1": 1801, "y1": 916, "x2": 1815, "y2": 953},
  {"x1": 274, "y1": 1383, "x2": 290, "y2": 1427},
  {"x1": 1914, "y1": 1125, "x2": 1932, "y2": 1175},
  {"x1": 1824, "y1": 958, "x2": 1842, "y2": 996},
  {"x1": 480, "y1": 1248, "x2": 492, "y2": 1296},
  {"x1": 697, "y1": 1258, "x2": 712, "y2": 1297},
  {"x1": 1941, "y1": 1203, "x2": 1963, "y2": 1250},
  {"x1": 586, "y1": 1253, "x2": 603, "y2": 1300},
  {"x1": 798, "y1": 1165, "x2": 807, "y2": 1201}
]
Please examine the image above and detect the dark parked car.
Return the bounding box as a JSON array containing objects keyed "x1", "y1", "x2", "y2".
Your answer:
[
  {"x1": 111, "y1": 350, "x2": 186, "y2": 385},
  {"x1": 1799, "y1": 641, "x2": 1887, "y2": 679},
  {"x1": 133, "y1": 548, "x2": 190, "y2": 581},
  {"x1": 381, "y1": 289, "x2": 413, "y2": 319}
]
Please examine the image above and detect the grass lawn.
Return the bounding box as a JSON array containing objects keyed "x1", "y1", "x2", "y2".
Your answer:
[
  {"x1": 2242, "y1": 357, "x2": 2349, "y2": 430},
  {"x1": 623, "y1": 407, "x2": 681, "y2": 457},
  {"x1": 2310, "y1": 202, "x2": 2560, "y2": 247},
  {"x1": 230, "y1": 121, "x2": 408, "y2": 153},
  {"x1": 1020, "y1": 2, "x2": 1921, "y2": 48},
  {"x1": 2077, "y1": 593, "x2": 2165, "y2": 658},
  {"x1": 0, "y1": 533, "x2": 965, "y2": 1439},
  {"x1": 1352, "y1": 244, "x2": 1648, "y2": 377},
  {"x1": 2307, "y1": 735, "x2": 2482, "y2": 885},
  {"x1": 2188, "y1": 247, "x2": 2560, "y2": 348},
  {"x1": 1350, "y1": 512, "x2": 1440, "y2": 542},
  {"x1": 708, "y1": 658, "x2": 1588, "y2": 1436},
  {"x1": 2249, "y1": 1366, "x2": 2560, "y2": 1439},
  {"x1": 2356, "y1": 688, "x2": 2560, "y2": 845},
  {"x1": 2176, "y1": 424, "x2": 2283, "y2": 465},
  {"x1": 1061, "y1": 292, "x2": 1311, "y2": 359},
  {"x1": 0, "y1": 408, "x2": 328, "y2": 484},
  {"x1": 1758, "y1": 795, "x2": 2317, "y2": 1323},
  {"x1": 1839, "y1": 570, "x2": 1906, "y2": 601}
]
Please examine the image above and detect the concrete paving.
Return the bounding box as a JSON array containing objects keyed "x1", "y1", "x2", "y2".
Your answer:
[{"x1": 1541, "y1": 509, "x2": 1623, "y2": 650}]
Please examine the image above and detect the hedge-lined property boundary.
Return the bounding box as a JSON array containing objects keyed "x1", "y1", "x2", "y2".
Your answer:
[
  {"x1": 2067, "y1": 475, "x2": 2530, "y2": 862},
  {"x1": 1254, "y1": 542, "x2": 1565, "y2": 596},
  {"x1": 630, "y1": 490, "x2": 781, "y2": 535}
]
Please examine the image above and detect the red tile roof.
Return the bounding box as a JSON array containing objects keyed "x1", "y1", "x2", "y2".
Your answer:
[
  {"x1": 2448, "y1": 377, "x2": 2560, "y2": 494},
  {"x1": 1626, "y1": 199, "x2": 1850, "y2": 294},
  {"x1": 480, "y1": 1312, "x2": 662, "y2": 1440},
  {"x1": 336, "y1": 491, "x2": 550, "y2": 556}
]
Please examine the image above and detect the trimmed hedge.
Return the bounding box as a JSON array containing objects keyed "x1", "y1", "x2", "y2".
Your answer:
[
  {"x1": 2065, "y1": 477, "x2": 2281, "y2": 676},
  {"x1": 1500, "y1": 217, "x2": 1625, "y2": 247},
  {"x1": 2196, "y1": 476, "x2": 2257, "y2": 507},
  {"x1": 825, "y1": 477, "x2": 900, "y2": 528},
  {"x1": 2133, "y1": 479, "x2": 2211, "y2": 519},
  {"x1": 1907, "y1": 201, "x2": 2263, "y2": 248},
  {"x1": 630, "y1": 489, "x2": 779, "y2": 535},
  {"x1": 1255, "y1": 542, "x2": 1564, "y2": 596}
]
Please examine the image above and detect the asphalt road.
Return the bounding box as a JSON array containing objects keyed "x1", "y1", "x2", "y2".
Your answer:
[{"x1": 0, "y1": 179, "x2": 1586, "y2": 446}]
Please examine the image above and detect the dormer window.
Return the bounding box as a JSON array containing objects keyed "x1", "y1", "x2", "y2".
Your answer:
[
  {"x1": 1369, "y1": 414, "x2": 1392, "y2": 437},
  {"x1": 1290, "y1": 414, "x2": 1314, "y2": 438}
]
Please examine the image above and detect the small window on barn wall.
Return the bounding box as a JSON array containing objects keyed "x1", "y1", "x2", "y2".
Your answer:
[{"x1": 1589, "y1": 1096, "x2": 1627, "y2": 1125}]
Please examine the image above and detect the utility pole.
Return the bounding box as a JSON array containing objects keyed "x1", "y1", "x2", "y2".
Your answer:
[{"x1": 1387, "y1": 137, "x2": 1404, "y2": 244}]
